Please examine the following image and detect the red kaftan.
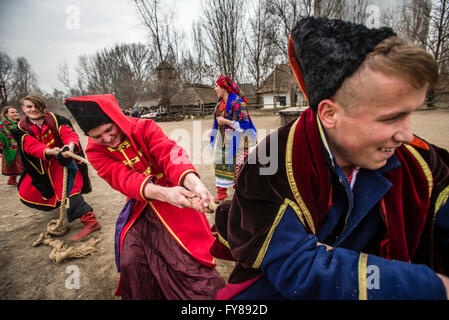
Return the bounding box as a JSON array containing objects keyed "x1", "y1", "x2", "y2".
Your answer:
[
  {"x1": 80, "y1": 95, "x2": 216, "y2": 269},
  {"x1": 17, "y1": 116, "x2": 85, "y2": 208}
]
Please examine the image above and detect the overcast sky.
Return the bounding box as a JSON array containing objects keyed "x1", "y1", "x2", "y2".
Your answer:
[
  {"x1": 0, "y1": 0, "x2": 398, "y2": 94},
  {"x1": 0, "y1": 0, "x2": 202, "y2": 93}
]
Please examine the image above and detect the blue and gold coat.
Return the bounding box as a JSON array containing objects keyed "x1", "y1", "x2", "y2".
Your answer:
[{"x1": 213, "y1": 108, "x2": 449, "y2": 300}]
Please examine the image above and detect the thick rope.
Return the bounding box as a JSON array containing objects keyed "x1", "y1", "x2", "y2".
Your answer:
[
  {"x1": 32, "y1": 153, "x2": 101, "y2": 264},
  {"x1": 33, "y1": 233, "x2": 102, "y2": 264},
  {"x1": 187, "y1": 196, "x2": 218, "y2": 212},
  {"x1": 63, "y1": 151, "x2": 89, "y2": 164},
  {"x1": 208, "y1": 201, "x2": 218, "y2": 212},
  {"x1": 46, "y1": 166, "x2": 69, "y2": 236}
]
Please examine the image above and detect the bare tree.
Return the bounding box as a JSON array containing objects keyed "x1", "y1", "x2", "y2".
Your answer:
[
  {"x1": 427, "y1": 0, "x2": 449, "y2": 80},
  {"x1": 398, "y1": 0, "x2": 432, "y2": 48},
  {"x1": 179, "y1": 21, "x2": 218, "y2": 86},
  {"x1": 398, "y1": 0, "x2": 449, "y2": 105},
  {"x1": 57, "y1": 61, "x2": 80, "y2": 96},
  {"x1": 183, "y1": 20, "x2": 208, "y2": 85},
  {"x1": 381, "y1": 2, "x2": 405, "y2": 32},
  {"x1": 179, "y1": 53, "x2": 196, "y2": 86},
  {"x1": 341, "y1": 0, "x2": 369, "y2": 24},
  {"x1": 134, "y1": 0, "x2": 165, "y2": 63},
  {"x1": 62, "y1": 43, "x2": 154, "y2": 109},
  {"x1": 200, "y1": 0, "x2": 246, "y2": 80},
  {"x1": 134, "y1": 0, "x2": 185, "y2": 111},
  {"x1": 134, "y1": 0, "x2": 179, "y2": 64},
  {"x1": 425, "y1": 0, "x2": 449, "y2": 106},
  {"x1": 244, "y1": 0, "x2": 277, "y2": 88},
  {"x1": 124, "y1": 42, "x2": 156, "y2": 99},
  {"x1": 315, "y1": 0, "x2": 346, "y2": 18},
  {"x1": 11, "y1": 57, "x2": 38, "y2": 103},
  {"x1": 265, "y1": 0, "x2": 310, "y2": 60},
  {"x1": 0, "y1": 51, "x2": 14, "y2": 106},
  {"x1": 264, "y1": 0, "x2": 369, "y2": 62}
]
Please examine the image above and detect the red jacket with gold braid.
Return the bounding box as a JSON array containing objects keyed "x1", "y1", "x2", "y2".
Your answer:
[
  {"x1": 78, "y1": 95, "x2": 215, "y2": 276},
  {"x1": 12, "y1": 113, "x2": 90, "y2": 210}
]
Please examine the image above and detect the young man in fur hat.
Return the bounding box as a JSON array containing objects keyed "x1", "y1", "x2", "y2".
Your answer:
[
  {"x1": 64, "y1": 94, "x2": 225, "y2": 299},
  {"x1": 12, "y1": 95, "x2": 100, "y2": 241},
  {"x1": 211, "y1": 17, "x2": 449, "y2": 299}
]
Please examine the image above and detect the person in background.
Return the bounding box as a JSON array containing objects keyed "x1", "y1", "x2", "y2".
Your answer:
[
  {"x1": 0, "y1": 106, "x2": 23, "y2": 186},
  {"x1": 210, "y1": 75, "x2": 256, "y2": 203}
]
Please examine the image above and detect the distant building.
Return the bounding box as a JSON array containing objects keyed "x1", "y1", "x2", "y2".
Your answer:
[
  {"x1": 434, "y1": 79, "x2": 449, "y2": 108},
  {"x1": 256, "y1": 63, "x2": 307, "y2": 108},
  {"x1": 155, "y1": 61, "x2": 179, "y2": 110},
  {"x1": 170, "y1": 84, "x2": 218, "y2": 116},
  {"x1": 238, "y1": 83, "x2": 258, "y2": 107},
  {"x1": 134, "y1": 97, "x2": 163, "y2": 110}
]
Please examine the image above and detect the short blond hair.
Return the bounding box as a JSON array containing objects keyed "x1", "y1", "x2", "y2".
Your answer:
[
  {"x1": 334, "y1": 37, "x2": 439, "y2": 109},
  {"x1": 365, "y1": 36, "x2": 439, "y2": 89}
]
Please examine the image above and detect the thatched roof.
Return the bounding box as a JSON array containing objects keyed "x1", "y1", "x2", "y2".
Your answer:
[
  {"x1": 239, "y1": 83, "x2": 257, "y2": 97},
  {"x1": 256, "y1": 63, "x2": 298, "y2": 94},
  {"x1": 170, "y1": 86, "x2": 217, "y2": 107},
  {"x1": 134, "y1": 98, "x2": 162, "y2": 108}
]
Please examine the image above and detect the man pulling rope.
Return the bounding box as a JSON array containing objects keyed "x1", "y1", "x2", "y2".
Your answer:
[{"x1": 11, "y1": 95, "x2": 101, "y2": 242}]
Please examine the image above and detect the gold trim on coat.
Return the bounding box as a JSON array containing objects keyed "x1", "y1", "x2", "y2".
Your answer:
[
  {"x1": 285, "y1": 117, "x2": 316, "y2": 235},
  {"x1": 358, "y1": 253, "x2": 368, "y2": 300},
  {"x1": 252, "y1": 198, "x2": 308, "y2": 269},
  {"x1": 404, "y1": 144, "x2": 433, "y2": 199},
  {"x1": 435, "y1": 185, "x2": 449, "y2": 215}
]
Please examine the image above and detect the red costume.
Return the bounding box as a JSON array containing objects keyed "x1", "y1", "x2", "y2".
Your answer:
[
  {"x1": 0, "y1": 116, "x2": 23, "y2": 186},
  {"x1": 65, "y1": 94, "x2": 225, "y2": 299},
  {"x1": 15, "y1": 113, "x2": 85, "y2": 207},
  {"x1": 12, "y1": 112, "x2": 99, "y2": 240}
]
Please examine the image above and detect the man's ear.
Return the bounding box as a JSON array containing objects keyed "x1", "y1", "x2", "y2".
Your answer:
[{"x1": 317, "y1": 99, "x2": 338, "y2": 129}]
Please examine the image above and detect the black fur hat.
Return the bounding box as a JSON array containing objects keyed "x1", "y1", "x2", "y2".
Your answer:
[
  {"x1": 290, "y1": 17, "x2": 396, "y2": 111},
  {"x1": 64, "y1": 100, "x2": 113, "y2": 135}
]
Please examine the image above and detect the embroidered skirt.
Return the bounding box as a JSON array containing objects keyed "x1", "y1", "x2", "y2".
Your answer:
[
  {"x1": 119, "y1": 205, "x2": 226, "y2": 300},
  {"x1": 214, "y1": 129, "x2": 237, "y2": 188},
  {"x1": 1, "y1": 153, "x2": 23, "y2": 176}
]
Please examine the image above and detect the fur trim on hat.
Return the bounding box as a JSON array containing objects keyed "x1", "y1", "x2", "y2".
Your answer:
[
  {"x1": 291, "y1": 17, "x2": 396, "y2": 111},
  {"x1": 64, "y1": 100, "x2": 112, "y2": 135}
]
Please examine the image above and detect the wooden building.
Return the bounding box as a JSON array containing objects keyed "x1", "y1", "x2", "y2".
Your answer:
[
  {"x1": 170, "y1": 85, "x2": 218, "y2": 117},
  {"x1": 256, "y1": 63, "x2": 307, "y2": 109}
]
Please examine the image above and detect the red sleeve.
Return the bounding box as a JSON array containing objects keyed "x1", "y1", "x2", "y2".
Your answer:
[
  {"x1": 86, "y1": 120, "x2": 198, "y2": 200},
  {"x1": 140, "y1": 120, "x2": 197, "y2": 186},
  {"x1": 86, "y1": 141, "x2": 155, "y2": 201},
  {"x1": 59, "y1": 125, "x2": 81, "y2": 151},
  {"x1": 23, "y1": 135, "x2": 49, "y2": 160}
]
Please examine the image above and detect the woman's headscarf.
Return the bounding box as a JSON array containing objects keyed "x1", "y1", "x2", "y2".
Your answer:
[{"x1": 216, "y1": 75, "x2": 247, "y2": 104}]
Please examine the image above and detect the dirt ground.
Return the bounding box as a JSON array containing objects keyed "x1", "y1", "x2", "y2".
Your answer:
[{"x1": 0, "y1": 109, "x2": 448, "y2": 300}]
